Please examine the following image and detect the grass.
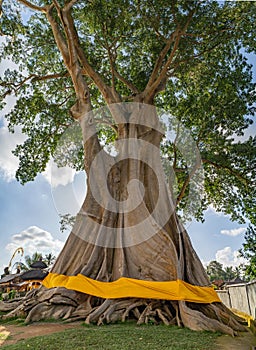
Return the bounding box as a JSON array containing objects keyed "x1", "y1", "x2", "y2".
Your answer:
[
  {"x1": 0, "y1": 322, "x2": 220, "y2": 350},
  {"x1": 0, "y1": 333, "x2": 9, "y2": 341},
  {"x1": 0, "y1": 317, "x2": 25, "y2": 326}
]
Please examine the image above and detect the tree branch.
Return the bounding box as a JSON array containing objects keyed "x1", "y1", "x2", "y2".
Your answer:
[
  {"x1": 172, "y1": 122, "x2": 180, "y2": 172},
  {"x1": 62, "y1": 8, "x2": 120, "y2": 104},
  {"x1": 94, "y1": 116, "x2": 118, "y2": 134},
  {"x1": 64, "y1": 0, "x2": 79, "y2": 11},
  {"x1": 169, "y1": 30, "x2": 230, "y2": 75},
  {"x1": 17, "y1": 0, "x2": 47, "y2": 12},
  {"x1": 176, "y1": 157, "x2": 249, "y2": 206},
  {"x1": 0, "y1": 72, "x2": 70, "y2": 99},
  {"x1": 143, "y1": 8, "x2": 197, "y2": 102},
  {"x1": 47, "y1": 2, "x2": 88, "y2": 105},
  {"x1": 145, "y1": 29, "x2": 180, "y2": 91},
  {"x1": 107, "y1": 46, "x2": 116, "y2": 93},
  {"x1": 176, "y1": 161, "x2": 200, "y2": 206},
  {"x1": 202, "y1": 159, "x2": 249, "y2": 185},
  {"x1": 46, "y1": 5, "x2": 69, "y2": 63},
  {"x1": 31, "y1": 72, "x2": 69, "y2": 82},
  {"x1": 113, "y1": 68, "x2": 139, "y2": 95}
]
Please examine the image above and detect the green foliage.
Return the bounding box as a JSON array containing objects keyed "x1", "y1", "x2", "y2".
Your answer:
[
  {"x1": 7, "y1": 290, "x2": 16, "y2": 300},
  {"x1": 0, "y1": 0, "x2": 255, "y2": 224},
  {"x1": 239, "y1": 225, "x2": 256, "y2": 280}
]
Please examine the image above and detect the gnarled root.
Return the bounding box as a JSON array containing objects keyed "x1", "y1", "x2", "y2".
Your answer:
[
  {"x1": 0, "y1": 287, "x2": 247, "y2": 335},
  {"x1": 179, "y1": 302, "x2": 247, "y2": 336}
]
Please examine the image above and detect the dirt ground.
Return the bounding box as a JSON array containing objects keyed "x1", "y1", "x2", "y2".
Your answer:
[
  {"x1": 0, "y1": 322, "x2": 83, "y2": 347},
  {"x1": 216, "y1": 331, "x2": 256, "y2": 350},
  {"x1": 0, "y1": 322, "x2": 255, "y2": 349}
]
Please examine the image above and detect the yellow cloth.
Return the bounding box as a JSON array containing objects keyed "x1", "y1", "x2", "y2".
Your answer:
[{"x1": 42, "y1": 273, "x2": 221, "y2": 304}]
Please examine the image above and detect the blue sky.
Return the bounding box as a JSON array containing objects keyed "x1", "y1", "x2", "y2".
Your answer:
[{"x1": 0, "y1": 22, "x2": 255, "y2": 276}]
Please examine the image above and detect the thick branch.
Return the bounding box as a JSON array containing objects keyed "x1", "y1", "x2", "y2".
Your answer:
[
  {"x1": 46, "y1": 2, "x2": 90, "y2": 114},
  {"x1": 57, "y1": 3, "x2": 77, "y2": 68},
  {"x1": 61, "y1": 5, "x2": 119, "y2": 104},
  {"x1": 46, "y1": 6, "x2": 69, "y2": 63},
  {"x1": 145, "y1": 29, "x2": 180, "y2": 91},
  {"x1": 143, "y1": 8, "x2": 197, "y2": 102},
  {"x1": 17, "y1": 0, "x2": 46, "y2": 12},
  {"x1": 64, "y1": 0, "x2": 79, "y2": 11},
  {"x1": 107, "y1": 46, "x2": 116, "y2": 92},
  {"x1": 76, "y1": 45, "x2": 119, "y2": 103}
]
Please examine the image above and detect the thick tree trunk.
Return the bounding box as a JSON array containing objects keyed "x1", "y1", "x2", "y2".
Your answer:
[{"x1": 0, "y1": 103, "x2": 247, "y2": 335}]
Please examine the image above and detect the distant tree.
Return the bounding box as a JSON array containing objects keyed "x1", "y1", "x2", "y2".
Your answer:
[
  {"x1": 12, "y1": 253, "x2": 43, "y2": 273},
  {"x1": 206, "y1": 261, "x2": 243, "y2": 282},
  {"x1": 234, "y1": 266, "x2": 243, "y2": 279},
  {"x1": 223, "y1": 266, "x2": 236, "y2": 281},
  {"x1": 44, "y1": 253, "x2": 56, "y2": 267},
  {"x1": 25, "y1": 252, "x2": 43, "y2": 268},
  {"x1": 12, "y1": 261, "x2": 28, "y2": 272},
  {"x1": 206, "y1": 260, "x2": 225, "y2": 282},
  {"x1": 12, "y1": 252, "x2": 55, "y2": 272},
  {"x1": 239, "y1": 225, "x2": 256, "y2": 280}
]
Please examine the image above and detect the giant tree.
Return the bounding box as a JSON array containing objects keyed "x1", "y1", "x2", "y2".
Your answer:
[{"x1": 0, "y1": 0, "x2": 255, "y2": 335}]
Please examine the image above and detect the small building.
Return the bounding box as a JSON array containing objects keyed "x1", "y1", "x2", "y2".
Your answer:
[
  {"x1": 0, "y1": 261, "x2": 49, "y2": 295},
  {"x1": 222, "y1": 277, "x2": 246, "y2": 289}
]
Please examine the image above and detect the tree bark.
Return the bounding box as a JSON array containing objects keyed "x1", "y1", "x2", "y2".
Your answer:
[{"x1": 0, "y1": 103, "x2": 248, "y2": 335}]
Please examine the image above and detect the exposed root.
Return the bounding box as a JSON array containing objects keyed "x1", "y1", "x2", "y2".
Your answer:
[
  {"x1": 121, "y1": 300, "x2": 147, "y2": 322},
  {"x1": 179, "y1": 301, "x2": 246, "y2": 337},
  {"x1": 0, "y1": 287, "x2": 248, "y2": 335}
]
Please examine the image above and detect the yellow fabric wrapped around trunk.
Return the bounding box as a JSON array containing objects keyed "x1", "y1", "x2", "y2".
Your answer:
[{"x1": 42, "y1": 273, "x2": 220, "y2": 304}]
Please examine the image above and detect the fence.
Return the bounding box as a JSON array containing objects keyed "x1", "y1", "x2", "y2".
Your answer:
[{"x1": 217, "y1": 280, "x2": 256, "y2": 319}]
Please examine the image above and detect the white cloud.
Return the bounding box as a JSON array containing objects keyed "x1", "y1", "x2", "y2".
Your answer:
[
  {"x1": 5, "y1": 226, "x2": 64, "y2": 266},
  {"x1": 0, "y1": 90, "x2": 26, "y2": 182},
  {"x1": 0, "y1": 54, "x2": 77, "y2": 187},
  {"x1": 215, "y1": 246, "x2": 247, "y2": 267},
  {"x1": 206, "y1": 204, "x2": 228, "y2": 217},
  {"x1": 0, "y1": 123, "x2": 76, "y2": 186},
  {"x1": 220, "y1": 227, "x2": 246, "y2": 237},
  {"x1": 0, "y1": 125, "x2": 26, "y2": 181},
  {"x1": 43, "y1": 158, "x2": 76, "y2": 188}
]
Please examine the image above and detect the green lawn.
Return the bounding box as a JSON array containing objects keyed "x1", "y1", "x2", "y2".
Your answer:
[{"x1": 0, "y1": 323, "x2": 220, "y2": 350}]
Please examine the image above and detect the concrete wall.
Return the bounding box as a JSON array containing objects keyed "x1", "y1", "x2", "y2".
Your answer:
[
  {"x1": 247, "y1": 282, "x2": 256, "y2": 319},
  {"x1": 217, "y1": 281, "x2": 256, "y2": 319}
]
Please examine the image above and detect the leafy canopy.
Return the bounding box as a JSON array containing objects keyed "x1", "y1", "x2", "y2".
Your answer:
[
  {"x1": 0, "y1": 0, "x2": 255, "y2": 224},
  {"x1": 239, "y1": 225, "x2": 256, "y2": 280}
]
